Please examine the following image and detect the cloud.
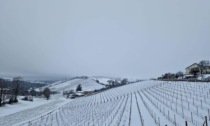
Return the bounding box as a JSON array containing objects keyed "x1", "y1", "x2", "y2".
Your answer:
[{"x1": 0, "y1": 0, "x2": 210, "y2": 79}]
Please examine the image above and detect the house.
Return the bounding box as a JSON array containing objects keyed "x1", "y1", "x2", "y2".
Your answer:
[
  {"x1": 186, "y1": 63, "x2": 210, "y2": 74},
  {"x1": 185, "y1": 63, "x2": 201, "y2": 74}
]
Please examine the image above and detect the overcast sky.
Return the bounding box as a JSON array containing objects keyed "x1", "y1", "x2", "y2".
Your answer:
[{"x1": 0, "y1": 0, "x2": 210, "y2": 79}]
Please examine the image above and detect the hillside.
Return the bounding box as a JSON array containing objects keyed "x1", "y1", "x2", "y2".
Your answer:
[{"x1": 42, "y1": 78, "x2": 104, "y2": 92}]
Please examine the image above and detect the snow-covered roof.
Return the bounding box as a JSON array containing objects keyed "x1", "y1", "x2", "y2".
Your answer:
[{"x1": 186, "y1": 63, "x2": 200, "y2": 69}]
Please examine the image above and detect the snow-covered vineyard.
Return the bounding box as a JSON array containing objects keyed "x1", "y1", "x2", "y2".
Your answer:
[{"x1": 19, "y1": 81, "x2": 210, "y2": 126}]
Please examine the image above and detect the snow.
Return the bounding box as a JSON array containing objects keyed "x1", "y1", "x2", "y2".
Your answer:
[
  {"x1": 46, "y1": 78, "x2": 105, "y2": 92},
  {"x1": 0, "y1": 94, "x2": 70, "y2": 126},
  {"x1": 136, "y1": 92, "x2": 156, "y2": 126},
  {"x1": 0, "y1": 96, "x2": 49, "y2": 117},
  {"x1": 197, "y1": 74, "x2": 210, "y2": 80},
  {"x1": 91, "y1": 77, "x2": 113, "y2": 85},
  {"x1": 1, "y1": 80, "x2": 210, "y2": 126},
  {"x1": 130, "y1": 94, "x2": 142, "y2": 126},
  {"x1": 0, "y1": 78, "x2": 104, "y2": 126}
]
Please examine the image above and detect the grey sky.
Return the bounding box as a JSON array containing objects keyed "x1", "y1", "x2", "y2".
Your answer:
[{"x1": 0, "y1": 0, "x2": 210, "y2": 79}]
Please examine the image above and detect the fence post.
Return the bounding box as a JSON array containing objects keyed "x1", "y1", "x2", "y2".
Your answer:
[
  {"x1": 208, "y1": 109, "x2": 210, "y2": 121},
  {"x1": 191, "y1": 112, "x2": 193, "y2": 123},
  {"x1": 182, "y1": 106, "x2": 184, "y2": 118},
  {"x1": 201, "y1": 100, "x2": 203, "y2": 108},
  {"x1": 158, "y1": 117, "x2": 160, "y2": 126},
  {"x1": 168, "y1": 110, "x2": 170, "y2": 119},
  {"x1": 185, "y1": 121, "x2": 188, "y2": 126},
  {"x1": 205, "y1": 116, "x2": 208, "y2": 126},
  {"x1": 174, "y1": 114, "x2": 176, "y2": 126},
  {"x1": 197, "y1": 106, "x2": 198, "y2": 115}
]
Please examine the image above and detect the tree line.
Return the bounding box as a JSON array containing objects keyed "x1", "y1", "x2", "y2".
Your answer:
[
  {"x1": 158, "y1": 60, "x2": 210, "y2": 80},
  {"x1": 0, "y1": 77, "x2": 50, "y2": 107}
]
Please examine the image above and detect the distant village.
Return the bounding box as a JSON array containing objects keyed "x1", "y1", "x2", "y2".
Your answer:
[{"x1": 158, "y1": 60, "x2": 210, "y2": 81}]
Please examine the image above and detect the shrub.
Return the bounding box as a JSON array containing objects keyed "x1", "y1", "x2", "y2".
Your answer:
[
  {"x1": 43, "y1": 87, "x2": 51, "y2": 100},
  {"x1": 76, "y1": 84, "x2": 82, "y2": 92}
]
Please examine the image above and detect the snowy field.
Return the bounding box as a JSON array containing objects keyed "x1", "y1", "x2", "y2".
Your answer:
[
  {"x1": 0, "y1": 95, "x2": 63, "y2": 118},
  {"x1": 45, "y1": 78, "x2": 104, "y2": 92},
  {"x1": 1, "y1": 80, "x2": 210, "y2": 126},
  {"x1": 0, "y1": 78, "x2": 104, "y2": 126},
  {"x1": 0, "y1": 94, "x2": 70, "y2": 126},
  {"x1": 91, "y1": 77, "x2": 113, "y2": 85}
]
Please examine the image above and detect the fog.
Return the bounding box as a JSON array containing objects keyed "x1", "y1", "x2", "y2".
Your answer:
[{"x1": 0, "y1": 0, "x2": 210, "y2": 79}]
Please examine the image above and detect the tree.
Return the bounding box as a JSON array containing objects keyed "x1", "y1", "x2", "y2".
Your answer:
[
  {"x1": 162, "y1": 73, "x2": 176, "y2": 79},
  {"x1": 30, "y1": 88, "x2": 37, "y2": 96},
  {"x1": 12, "y1": 77, "x2": 23, "y2": 103},
  {"x1": 114, "y1": 80, "x2": 120, "y2": 85},
  {"x1": 0, "y1": 78, "x2": 6, "y2": 106},
  {"x1": 190, "y1": 67, "x2": 200, "y2": 76},
  {"x1": 199, "y1": 60, "x2": 210, "y2": 67},
  {"x1": 65, "y1": 90, "x2": 75, "y2": 98},
  {"x1": 108, "y1": 80, "x2": 114, "y2": 86},
  {"x1": 199, "y1": 60, "x2": 210, "y2": 74},
  {"x1": 121, "y1": 78, "x2": 128, "y2": 85},
  {"x1": 95, "y1": 80, "x2": 99, "y2": 83},
  {"x1": 76, "y1": 84, "x2": 82, "y2": 92},
  {"x1": 176, "y1": 71, "x2": 184, "y2": 79},
  {"x1": 43, "y1": 87, "x2": 51, "y2": 100}
]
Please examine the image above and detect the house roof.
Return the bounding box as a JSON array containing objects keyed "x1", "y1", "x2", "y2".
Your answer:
[{"x1": 186, "y1": 63, "x2": 201, "y2": 69}]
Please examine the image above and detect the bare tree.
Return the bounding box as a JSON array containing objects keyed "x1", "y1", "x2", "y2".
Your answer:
[
  {"x1": 43, "y1": 87, "x2": 51, "y2": 100},
  {"x1": 12, "y1": 77, "x2": 23, "y2": 103},
  {"x1": 199, "y1": 60, "x2": 210, "y2": 66},
  {"x1": 199, "y1": 60, "x2": 210, "y2": 74},
  {"x1": 0, "y1": 78, "x2": 6, "y2": 106},
  {"x1": 176, "y1": 71, "x2": 184, "y2": 79}
]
